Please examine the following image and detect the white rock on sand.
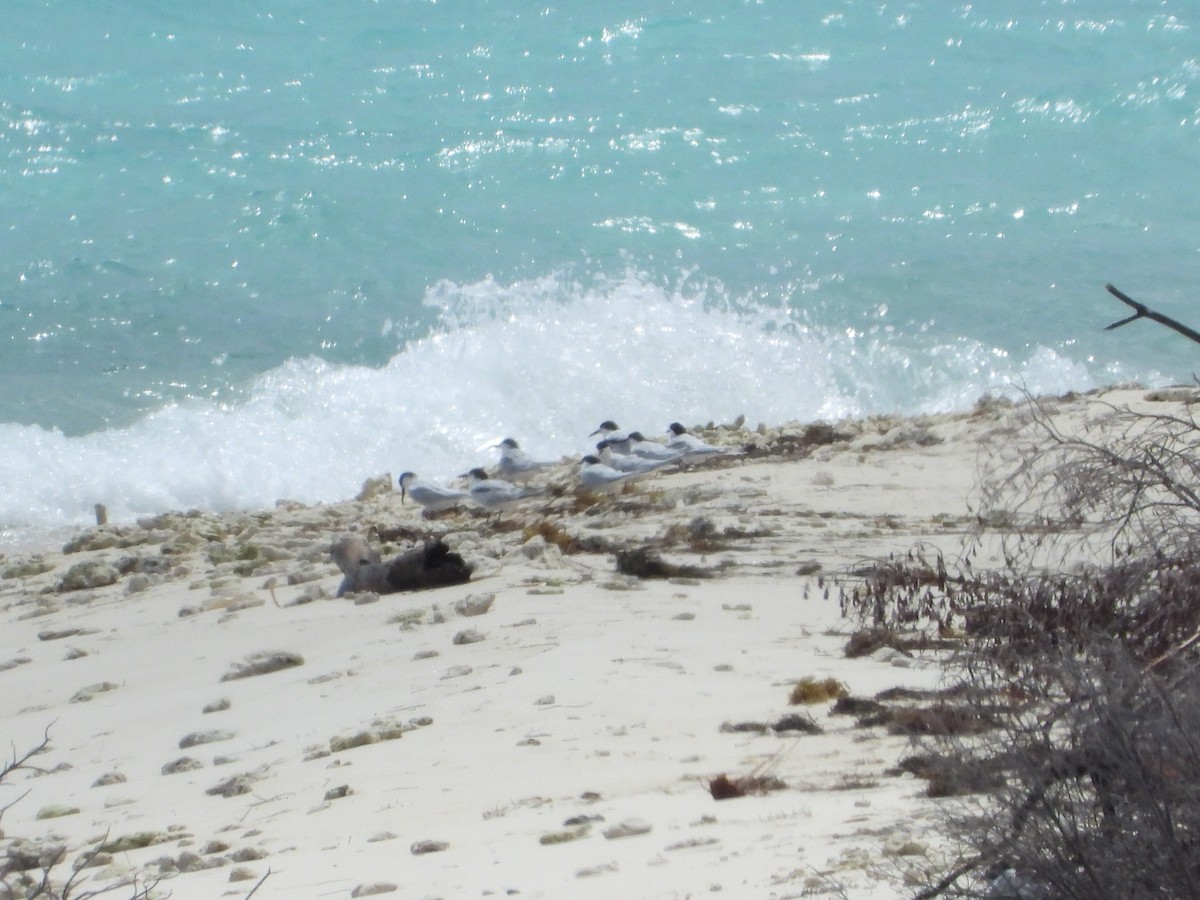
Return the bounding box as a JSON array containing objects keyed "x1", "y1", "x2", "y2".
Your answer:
[{"x1": 0, "y1": 388, "x2": 1178, "y2": 899}]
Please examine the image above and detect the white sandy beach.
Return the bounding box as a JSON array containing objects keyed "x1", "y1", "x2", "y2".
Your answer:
[{"x1": 1, "y1": 387, "x2": 1185, "y2": 900}]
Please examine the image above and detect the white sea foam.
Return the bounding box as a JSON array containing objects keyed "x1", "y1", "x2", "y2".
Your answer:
[{"x1": 0, "y1": 270, "x2": 1151, "y2": 544}]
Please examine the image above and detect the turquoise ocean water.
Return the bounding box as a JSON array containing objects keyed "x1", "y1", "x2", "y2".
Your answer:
[{"x1": 2, "y1": 1, "x2": 1199, "y2": 539}]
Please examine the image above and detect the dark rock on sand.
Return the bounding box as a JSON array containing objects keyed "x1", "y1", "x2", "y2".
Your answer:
[{"x1": 330, "y1": 535, "x2": 472, "y2": 597}]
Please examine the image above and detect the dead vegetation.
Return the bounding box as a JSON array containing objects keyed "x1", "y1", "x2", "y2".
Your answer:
[
  {"x1": 706, "y1": 747, "x2": 792, "y2": 800},
  {"x1": 788, "y1": 676, "x2": 849, "y2": 705},
  {"x1": 615, "y1": 547, "x2": 717, "y2": 580},
  {"x1": 660, "y1": 516, "x2": 774, "y2": 553},
  {"x1": 838, "y1": 391, "x2": 1200, "y2": 897}
]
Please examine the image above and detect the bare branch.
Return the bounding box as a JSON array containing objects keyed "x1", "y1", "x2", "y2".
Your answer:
[
  {"x1": 243, "y1": 869, "x2": 272, "y2": 899},
  {"x1": 1105, "y1": 283, "x2": 1200, "y2": 345},
  {"x1": 1, "y1": 725, "x2": 53, "y2": 824}
]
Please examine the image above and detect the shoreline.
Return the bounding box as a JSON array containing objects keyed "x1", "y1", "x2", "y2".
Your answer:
[{"x1": 0, "y1": 386, "x2": 1189, "y2": 898}]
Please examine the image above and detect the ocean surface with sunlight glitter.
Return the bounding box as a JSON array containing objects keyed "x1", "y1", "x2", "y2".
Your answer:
[{"x1": 2, "y1": 1, "x2": 1198, "y2": 538}]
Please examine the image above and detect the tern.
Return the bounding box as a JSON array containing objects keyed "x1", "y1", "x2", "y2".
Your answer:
[
  {"x1": 666, "y1": 422, "x2": 735, "y2": 464},
  {"x1": 626, "y1": 431, "x2": 684, "y2": 462},
  {"x1": 589, "y1": 420, "x2": 632, "y2": 454},
  {"x1": 398, "y1": 472, "x2": 468, "y2": 516},
  {"x1": 596, "y1": 440, "x2": 675, "y2": 477},
  {"x1": 496, "y1": 437, "x2": 558, "y2": 483},
  {"x1": 579, "y1": 454, "x2": 643, "y2": 494},
  {"x1": 464, "y1": 467, "x2": 542, "y2": 516}
]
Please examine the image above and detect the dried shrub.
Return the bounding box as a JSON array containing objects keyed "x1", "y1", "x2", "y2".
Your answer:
[
  {"x1": 838, "y1": 393, "x2": 1200, "y2": 898},
  {"x1": 522, "y1": 520, "x2": 583, "y2": 554},
  {"x1": 706, "y1": 771, "x2": 787, "y2": 800},
  {"x1": 830, "y1": 696, "x2": 888, "y2": 721},
  {"x1": 772, "y1": 712, "x2": 823, "y2": 735},
  {"x1": 615, "y1": 547, "x2": 713, "y2": 579},
  {"x1": 920, "y1": 651, "x2": 1200, "y2": 898},
  {"x1": 889, "y1": 753, "x2": 1006, "y2": 799},
  {"x1": 788, "y1": 676, "x2": 849, "y2": 705},
  {"x1": 661, "y1": 517, "x2": 775, "y2": 552},
  {"x1": 885, "y1": 705, "x2": 996, "y2": 737},
  {"x1": 844, "y1": 626, "x2": 958, "y2": 659}
]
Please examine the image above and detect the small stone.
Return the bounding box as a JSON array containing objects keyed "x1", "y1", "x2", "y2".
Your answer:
[
  {"x1": 100, "y1": 832, "x2": 167, "y2": 853},
  {"x1": 351, "y1": 884, "x2": 398, "y2": 897},
  {"x1": 202, "y1": 840, "x2": 230, "y2": 855},
  {"x1": 206, "y1": 774, "x2": 257, "y2": 798},
  {"x1": 179, "y1": 729, "x2": 236, "y2": 749},
  {"x1": 410, "y1": 840, "x2": 448, "y2": 855},
  {"x1": 441, "y1": 664, "x2": 472, "y2": 679},
  {"x1": 453, "y1": 593, "x2": 495, "y2": 617},
  {"x1": 162, "y1": 757, "x2": 204, "y2": 775},
  {"x1": 92, "y1": 772, "x2": 127, "y2": 787},
  {"x1": 452, "y1": 628, "x2": 485, "y2": 645},
  {"x1": 58, "y1": 560, "x2": 120, "y2": 591},
  {"x1": 324, "y1": 784, "x2": 352, "y2": 801},
  {"x1": 74, "y1": 850, "x2": 114, "y2": 869},
  {"x1": 153, "y1": 856, "x2": 177, "y2": 873},
  {"x1": 539, "y1": 827, "x2": 588, "y2": 845},
  {"x1": 413, "y1": 649, "x2": 439, "y2": 660},
  {"x1": 38, "y1": 627, "x2": 87, "y2": 641},
  {"x1": 331, "y1": 732, "x2": 378, "y2": 753},
  {"x1": 92, "y1": 862, "x2": 134, "y2": 882},
  {"x1": 203, "y1": 697, "x2": 231, "y2": 714},
  {"x1": 308, "y1": 671, "x2": 345, "y2": 685},
  {"x1": 35, "y1": 805, "x2": 79, "y2": 820},
  {"x1": 125, "y1": 573, "x2": 153, "y2": 594},
  {"x1": 220, "y1": 651, "x2": 304, "y2": 681},
  {"x1": 229, "y1": 848, "x2": 267, "y2": 862},
  {"x1": 367, "y1": 832, "x2": 397, "y2": 843},
  {"x1": 534, "y1": 694, "x2": 555, "y2": 706},
  {"x1": 563, "y1": 814, "x2": 604, "y2": 827},
  {"x1": 389, "y1": 608, "x2": 427, "y2": 627},
  {"x1": 665, "y1": 837, "x2": 720, "y2": 851},
  {"x1": 71, "y1": 682, "x2": 119, "y2": 703},
  {"x1": 577, "y1": 862, "x2": 618, "y2": 878},
  {"x1": 175, "y1": 851, "x2": 204, "y2": 872},
  {"x1": 297, "y1": 583, "x2": 329, "y2": 603},
  {"x1": 373, "y1": 720, "x2": 408, "y2": 741},
  {"x1": 356, "y1": 473, "x2": 393, "y2": 501},
  {"x1": 602, "y1": 818, "x2": 652, "y2": 839},
  {"x1": 228, "y1": 867, "x2": 258, "y2": 882}
]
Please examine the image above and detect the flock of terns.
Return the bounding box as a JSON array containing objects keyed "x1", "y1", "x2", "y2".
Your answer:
[{"x1": 398, "y1": 420, "x2": 738, "y2": 518}]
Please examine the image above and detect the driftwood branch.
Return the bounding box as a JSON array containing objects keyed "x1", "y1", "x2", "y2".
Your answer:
[{"x1": 1105, "y1": 284, "x2": 1200, "y2": 346}]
